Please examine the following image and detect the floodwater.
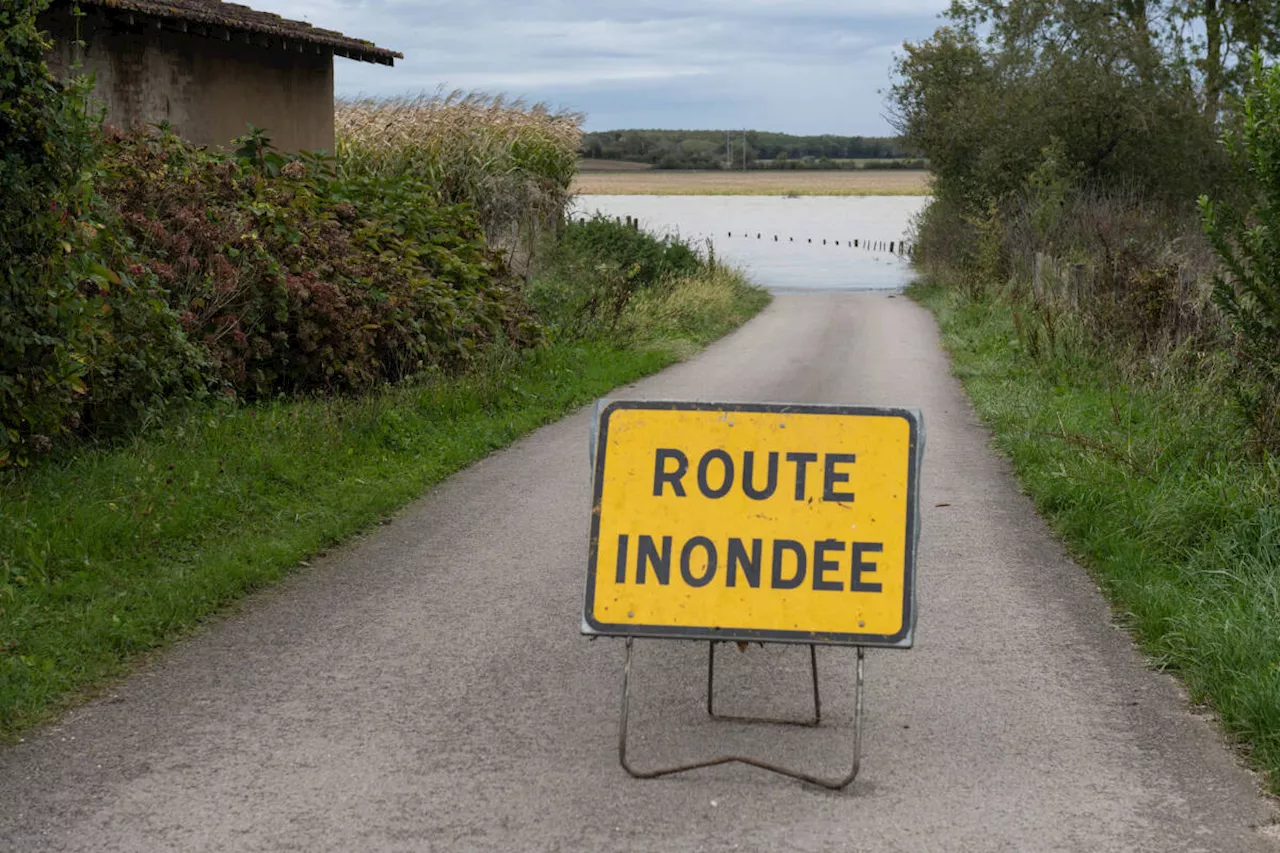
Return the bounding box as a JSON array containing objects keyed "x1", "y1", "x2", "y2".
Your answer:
[{"x1": 576, "y1": 195, "x2": 929, "y2": 292}]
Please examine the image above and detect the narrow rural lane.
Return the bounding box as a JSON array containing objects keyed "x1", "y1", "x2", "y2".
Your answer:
[{"x1": 1, "y1": 294, "x2": 1275, "y2": 852}]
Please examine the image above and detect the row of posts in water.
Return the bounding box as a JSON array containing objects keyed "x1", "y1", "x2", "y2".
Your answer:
[
  {"x1": 726, "y1": 231, "x2": 909, "y2": 255},
  {"x1": 612, "y1": 215, "x2": 909, "y2": 256}
]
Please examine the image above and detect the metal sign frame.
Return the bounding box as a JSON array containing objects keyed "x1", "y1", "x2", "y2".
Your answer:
[{"x1": 617, "y1": 639, "x2": 866, "y2": 790}]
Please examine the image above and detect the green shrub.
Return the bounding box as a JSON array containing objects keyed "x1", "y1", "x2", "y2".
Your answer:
[
  {"x1": 0, "y1": 0, "x2": 97, "y2": 463},
  {"x1": 557, "y1": 214, "x2": 702, "y2": 288},
  {"x1": 98, "y1": 127, "x2": 540, "y2": 398},
  {"x1": 528, "y1": 216, "x2": 707, "y2": 337},
  {"x1": 0, "y1": 2, "x2": 202, "y2": 463},
  {"x1": 2, "y1": 45, "x2": 549, "y2": 468},
  {"x1": 1200, "y1": 56, "x2": 1280, "y2": 451}
]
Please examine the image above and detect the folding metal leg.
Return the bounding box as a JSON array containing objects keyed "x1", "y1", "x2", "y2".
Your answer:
[{"x1": 618, "y1": 638, "x2": 865, "y2": 790}]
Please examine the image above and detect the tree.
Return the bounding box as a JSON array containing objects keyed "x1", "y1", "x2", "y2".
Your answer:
[
  {"x1": 1200, "y1": 55, "x2": 1280, "y2": 448},
  {"x1": 890, "y1": 26, "x2": 996, "y2": 208},
  {"x1": 890, "y1": 0, "x2": 1227, "y2": 213},
  {"x1": 1172, "y1": 0, "x2": 1280, "y2": 120}
]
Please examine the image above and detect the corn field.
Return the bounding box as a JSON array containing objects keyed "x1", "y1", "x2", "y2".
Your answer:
[{"x1": 336, "y1": 91, "x2": 583, "y2": 267}]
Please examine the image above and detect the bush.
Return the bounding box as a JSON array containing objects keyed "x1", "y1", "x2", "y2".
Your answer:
[
  {"x1": 2, "y1": 43, "x2": 554, "y2": 468},
  {"x1": 4, "y1": 28, "x2": 574, "y2": 466},
  {"x1": 1200, "y1": 57, "x2": 1280, "y2": 451},
  {"x1": 0, "y1": 3, "x2": 202, "y2": 463},
  {"x1": 557, "y1": 214, "x2": 702, "y2": 288},
  {"x1": 527, "y1": 216, "x2": 707, "y2": 337},
  {"x1": 1, "y1": 0, "x2": 98, "y2": 463},
  {"x1": 98, "y1": 127, "x2": 540, "y2": 398}
]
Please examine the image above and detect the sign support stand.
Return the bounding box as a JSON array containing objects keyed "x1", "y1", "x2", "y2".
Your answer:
[
  {"x1": 589, "y1": 400, "x2": 920, "y2": 789},
  {"x1": 617, "y1": 638, "x2": 865, "y2": 790}
]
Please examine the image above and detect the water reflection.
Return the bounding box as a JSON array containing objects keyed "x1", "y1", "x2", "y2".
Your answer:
[{"x1": 576, "y1": 195, "x2": 929, "y2": 293}]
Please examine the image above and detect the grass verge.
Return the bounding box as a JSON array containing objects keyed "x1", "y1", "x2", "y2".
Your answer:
[
  {"x1": 0, "y1": 269, "x2": 769, "y2": 739},
  {"x1": 909, "y1": 280, "x2": 1280, "y2": 793}
]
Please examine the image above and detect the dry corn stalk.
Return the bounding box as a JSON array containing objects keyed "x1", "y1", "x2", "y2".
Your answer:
[{"x1": 336, "y1": 90, "x2": 583, "y2": 252}]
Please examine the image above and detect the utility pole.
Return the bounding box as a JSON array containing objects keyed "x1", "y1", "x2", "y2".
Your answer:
[
  {"x1": 726, "y1": 132, "x2": 731, "y2": 170},
  {"x1": 742, "y1": 129, "x2": 747, "y2": 171}
]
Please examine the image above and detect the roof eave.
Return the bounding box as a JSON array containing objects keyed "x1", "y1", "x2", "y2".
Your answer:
[{"x1": 73, "y1": 0, "x2": 401, "y2": 66}]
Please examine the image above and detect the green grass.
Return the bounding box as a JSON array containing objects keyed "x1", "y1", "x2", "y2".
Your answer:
[
  {"x1": 0, "y1": 270, "x2": 769, "y2": 739},
  {"x1": 910, "y1": 280, "x2": 1280, "y2": 793}
]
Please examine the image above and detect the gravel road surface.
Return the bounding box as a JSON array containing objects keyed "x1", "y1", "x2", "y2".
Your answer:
[{"x1": 1, "y1": 294, "x2": 1276, "y2": 852}]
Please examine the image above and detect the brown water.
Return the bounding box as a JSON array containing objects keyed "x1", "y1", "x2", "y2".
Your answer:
[{"x1": 576, "y1": 195, "x2": 929, "y2": 292}]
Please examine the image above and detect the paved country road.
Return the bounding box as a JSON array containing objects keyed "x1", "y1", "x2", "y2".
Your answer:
[{"x1": 1, "y1": 294, "x2": 1276, "y2": 853}]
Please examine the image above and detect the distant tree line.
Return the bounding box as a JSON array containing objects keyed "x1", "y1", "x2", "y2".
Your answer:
[{"x1": 580, "y1": 130, "x2": 917, "y2": 170}]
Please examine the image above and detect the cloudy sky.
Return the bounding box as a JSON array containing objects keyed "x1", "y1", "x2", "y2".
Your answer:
[{"x1": 255, "y1": 0, "x2": 950, "y2": 135}]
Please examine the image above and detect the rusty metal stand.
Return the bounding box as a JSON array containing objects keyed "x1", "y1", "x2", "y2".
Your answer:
[{"x1": 618, "y1": 638, "x2": 865, "y2": 790}]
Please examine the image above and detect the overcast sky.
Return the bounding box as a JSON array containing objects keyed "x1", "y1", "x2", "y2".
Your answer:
[{"x1": 255, "y1": 0, "x2": 949, "y2": 135}]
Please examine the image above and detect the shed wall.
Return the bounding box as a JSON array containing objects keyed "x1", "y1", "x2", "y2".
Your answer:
[{"x1": 42, "y1": 10, "x2": 335, "y2": 153}]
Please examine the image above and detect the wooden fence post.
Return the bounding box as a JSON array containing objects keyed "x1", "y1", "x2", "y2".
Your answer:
[{"x1": 1069, "y1": 263, "x2": 1085, "y2": 309}]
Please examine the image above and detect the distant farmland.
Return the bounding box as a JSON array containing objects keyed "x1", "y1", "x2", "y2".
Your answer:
[
  {"x1": 578, "y1": 158, "x2": 654, "y2": 172},
  {"x1": 572, "y1": 169, "x2": 932, "y2": 196}
]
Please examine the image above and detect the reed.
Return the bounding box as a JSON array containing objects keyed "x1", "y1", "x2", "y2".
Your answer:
[{"x1": 336, "y1": 90, "x2": 583, "y2": 248}]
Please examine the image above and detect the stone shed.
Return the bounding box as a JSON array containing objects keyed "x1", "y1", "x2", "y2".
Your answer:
[{"x1": 40, "y1": 0, "x2": 401, "y2": 152}]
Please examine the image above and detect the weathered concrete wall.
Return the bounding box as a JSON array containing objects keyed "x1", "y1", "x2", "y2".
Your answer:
[{"x1": 42, "y1": 10, "x2": 335, "y2": 153}]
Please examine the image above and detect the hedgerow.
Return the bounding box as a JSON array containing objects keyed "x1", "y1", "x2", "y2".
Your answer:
[
  {"x1": 99, "y1": 127, "x2": 540, "y2": 398},
  {"x1": 1, "y1": 9, "x2": 564, "y2": 466}
]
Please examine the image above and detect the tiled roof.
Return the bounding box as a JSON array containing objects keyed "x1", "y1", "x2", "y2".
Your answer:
[{"x1": 77, "y1": 0, "x2": 401, "y2": 65}]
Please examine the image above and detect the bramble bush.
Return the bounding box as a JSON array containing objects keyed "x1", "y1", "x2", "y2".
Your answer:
[{"x1": 3, "y1": 9, "x2": 563, "y2": 467}]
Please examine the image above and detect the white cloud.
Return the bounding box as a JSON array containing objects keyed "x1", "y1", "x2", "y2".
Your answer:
[
  {"x1": 246, "y1": 0, "x2": 949, "y2": 133},
  {"x1": 444, "y1": 65, "x2": 712, "y2": 90}
]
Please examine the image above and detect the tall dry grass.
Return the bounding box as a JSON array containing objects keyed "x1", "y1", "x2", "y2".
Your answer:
[
  {"x1": 336, "y1": 91, "x2": 583, "y2": 263},
  {"x1": 909, "y1": 186, "x2": 1228, "y2": 370}
]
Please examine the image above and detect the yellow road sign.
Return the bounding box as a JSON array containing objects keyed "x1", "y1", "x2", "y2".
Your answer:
[{"x1": 583, "y1": 401, "x2": 922, "y2": 647}]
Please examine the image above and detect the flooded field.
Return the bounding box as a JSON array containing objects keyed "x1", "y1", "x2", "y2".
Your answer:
[{"x1": 576, "y1": 195, "x2": 929, "y2": 292}]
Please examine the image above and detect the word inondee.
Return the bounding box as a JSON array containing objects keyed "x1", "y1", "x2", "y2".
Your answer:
[{"x1": 613, "y1": 534, "x2": 884, "y2": 592}]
